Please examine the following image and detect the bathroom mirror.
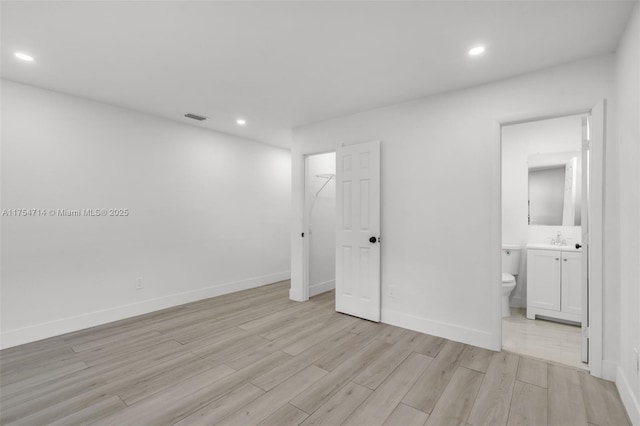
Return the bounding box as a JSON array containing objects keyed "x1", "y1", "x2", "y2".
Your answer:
[{"x1": 528, "y1": 151, "x2": 581, "y2": 226}]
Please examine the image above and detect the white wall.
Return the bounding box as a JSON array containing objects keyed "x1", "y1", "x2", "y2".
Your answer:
[
  {"x1": 614, "y1": 3, "x2": 640, "y2": 424},
  {"x1": 0, "y1": 80, "x2": 292, "y2": 349},
  {"x1": 502, "y1": 115, "x2": 583, "y2": 307},
  {"x1": 305, "y1": 152, "x2": 336, "y2": 296},
  {"x1": 290, "y1": 55, "x2": 615, "y2": 354}
]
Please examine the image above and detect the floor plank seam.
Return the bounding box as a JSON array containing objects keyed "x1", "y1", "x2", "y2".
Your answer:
[
  {"x1": 462, "y1": 366, "x2": 485, "y2": 426},
  {"x1": 1, "y1": 285, "x2": 630, "y2": 426},
  {"x1": 114, "y1": 394, "x2": 128, "y2": 408},
  {"x1": 503, "y1": 358, "x2": 520, "y2": 426},
  {"x1": 342, "y1": 380, "x2": 374, "y2": 423},
  {"x1": 356, "y1": 349, "x2": 412, "y2": 391},
  {"x1": 288, "y1": 398, "x2": 312, "y2": 415},
  {"x1": 515, "y1": 378, "x2": 547, "y2": 390}
]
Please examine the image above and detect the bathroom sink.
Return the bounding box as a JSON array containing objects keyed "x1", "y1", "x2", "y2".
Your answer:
[{"x1": 526, "y1": 243, "x2": 582, "y2": 252}]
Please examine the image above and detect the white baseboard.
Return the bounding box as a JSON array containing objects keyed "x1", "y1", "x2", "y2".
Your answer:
[
  {"x1": 0, "y1": 271, "x2": 290, "y2": 350},
  {"x1": 309, "y1": 279, "x2": 335, "y2": 297},
  {"x1": 616, "y1": 366, "x2": 640, "y2": 426},
  {"x1": 602, "y1": 359, "x2": 618, "y2": 381},
  {"x1": 381, "y1": 309, "x2": 496, "y2": 350},
  {"x1": 510, "y1": 295, "x2": 526, "y2": 309},
  {"x1": 289, "y1": 287, "x2": 303, "y2": 302}
]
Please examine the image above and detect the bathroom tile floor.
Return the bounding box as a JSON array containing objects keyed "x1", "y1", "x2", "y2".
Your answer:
[{"x1": 502, "y1": 308, "x2": 587, "y2": 370}]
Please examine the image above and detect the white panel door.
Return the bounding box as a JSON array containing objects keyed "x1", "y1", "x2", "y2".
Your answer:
[
  {"x1": 335, "y1": 140, "x2": 381, "y2": 322},
  {"x1": 562, "y1": 252, "x2": 583, "y2": 316},
  {"x1": 527, "y1": 249, "x2": 561, "y2": 312}
]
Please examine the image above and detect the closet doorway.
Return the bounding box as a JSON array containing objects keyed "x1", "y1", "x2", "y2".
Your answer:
[{"x1": 303, "y1": 152, "x2": 337, "y2": 298}]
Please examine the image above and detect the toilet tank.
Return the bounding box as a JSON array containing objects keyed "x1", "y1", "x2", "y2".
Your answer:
[{"x1": 502, "y1": 244, "x2": 522, "y2": 275}]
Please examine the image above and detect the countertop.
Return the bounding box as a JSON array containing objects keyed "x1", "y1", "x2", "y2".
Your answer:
[{"x1": 526, "y1": 243, "x2": 582, "y2": 252}]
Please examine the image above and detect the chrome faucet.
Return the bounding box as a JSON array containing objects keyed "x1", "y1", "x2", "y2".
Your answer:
[{"x1": 554, "y1": 231, "x2": 563, "y2": 246}]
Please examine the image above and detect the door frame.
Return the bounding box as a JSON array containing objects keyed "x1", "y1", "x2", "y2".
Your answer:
[
  {"x1": 496, "y1": 102, "x2": 605, "y2": 378},
  {"x1": 290, "y1": 149, "x2": 337, "y2": 303},
  {"x1": 301, "y1": 151, "x2": 337, "y2": 301}
]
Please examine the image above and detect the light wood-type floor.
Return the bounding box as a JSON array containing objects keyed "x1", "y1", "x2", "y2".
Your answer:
[
  {"x1": 0, "y1": 281, "x2": 630, "y2": 426},
  {"x1": 503, "y1": 308, "x2": 586, "y2": 370}
]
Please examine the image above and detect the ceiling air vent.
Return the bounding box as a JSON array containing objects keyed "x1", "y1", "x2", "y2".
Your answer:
[{"x1": 184, "y1": 113, "x2": 207, "y2": 121}]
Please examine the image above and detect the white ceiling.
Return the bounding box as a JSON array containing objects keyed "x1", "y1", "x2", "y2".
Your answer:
[{"x1": 1, "y1": 1, "x2": 635, "y2": 148}]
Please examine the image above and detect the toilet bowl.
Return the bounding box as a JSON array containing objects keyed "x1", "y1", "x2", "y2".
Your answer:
[
  {"x1": 501, "y1": 273, "x2": 516, "y2": 317},
  {"x1": 501, "y1": 244, "x2": 522, "y2": 318}
]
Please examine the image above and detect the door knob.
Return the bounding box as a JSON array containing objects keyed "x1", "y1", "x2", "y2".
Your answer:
[
  {"x1": 575, "y1": 243, "x2": 582, "y2": 249},
  {"x1": 369, "y1": 236, "x2": 378, "y2": 243}
]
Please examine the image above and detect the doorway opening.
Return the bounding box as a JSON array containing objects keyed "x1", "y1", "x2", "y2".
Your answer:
[
  {"x1": 299, "y1": 141, "x2": 381, "y2": 322},
  {"x1": 304, "y1": 152, "x2": 337, "y2": 298},
  {"x1": 500, "y1": 113, "x2": 591, "y2": 370}
]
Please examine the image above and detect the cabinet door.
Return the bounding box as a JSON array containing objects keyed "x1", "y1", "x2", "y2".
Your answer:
[
  {"x1": 561, "y1": 251, "x2": 582, "y2": 316},
  {"x1": 527, "y1": 250, "x2": 561, "y2": 311}
]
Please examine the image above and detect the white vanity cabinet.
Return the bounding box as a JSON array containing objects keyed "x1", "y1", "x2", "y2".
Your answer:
[{"x1": 527, "y1": 247, "x2": 582, "y2": 324}]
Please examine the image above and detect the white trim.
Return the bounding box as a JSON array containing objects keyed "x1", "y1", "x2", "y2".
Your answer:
[
  {"x1": 302, "y1": 154, "x2": 311, "y2": 302},
  {"x1": 289, "y1": 287, "x2": 304, "y2": 302},
  {"x1": 290, "y1": 151, "x2": 307, "y2": 302},
  {"x1": 309, "y1": 279, "x2": 335, "y2": 297},
  {"x1": 382, "y1": 309, "x2": 495, "y2": 350},
  {"x1": 295, "y1": 150, "x2": 337, "y2": 304},
  {"x1": 616, "y1": 366, "x2": 640, "y2": 426},
  {"x1": 510, "y1": 295, "x2": 527, "y2": 309},
  {"x1": 602, "y1": 359, "x2": 618, "y2": 381},
  {"x1": 0, "y1": 271, "x2": 290, "y2": 349},
  {"x1": 526, "y1": 307, "x2": 582, "y2": 324},
  {"x1": 497, "y1": 104, "x2": 605, "y2": 378},
  {"x1": 587, "y1": 99, "x2": 606, "y2": 378},
  {"x1": 492, "y1": 122, "x2": 503, "y2": 351}
]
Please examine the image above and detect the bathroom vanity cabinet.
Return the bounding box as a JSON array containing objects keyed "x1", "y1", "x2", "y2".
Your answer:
[{"x1": 526, "y1": 247, "x2": 582, "y2": 324}]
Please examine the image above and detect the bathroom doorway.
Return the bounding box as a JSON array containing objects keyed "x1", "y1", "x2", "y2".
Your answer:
[
  {"x1": 499, "y1": 106, "x2": 604, "y2": 373},
  {"x1": 303, "y1": 152, "x2": 337, "y2": 298}
]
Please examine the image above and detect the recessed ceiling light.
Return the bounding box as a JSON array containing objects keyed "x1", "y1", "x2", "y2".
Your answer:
[
  {"x1": 236, "y1": 118, "x2": 246, "y2": 126},
  {"x1": 14, "y1": 52, "x2": 35, "y2": 62},
  {"x1": 468, "y1": 46, "x2": 486, "y2": 56}
]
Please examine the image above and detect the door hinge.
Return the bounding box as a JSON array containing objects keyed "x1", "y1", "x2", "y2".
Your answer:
[
  {"x1": 583, "y1": 326, "x2": 590, "y2": 338},
  {"x1": 582, "y1": 138, "x2": 590, "y2": 150}
]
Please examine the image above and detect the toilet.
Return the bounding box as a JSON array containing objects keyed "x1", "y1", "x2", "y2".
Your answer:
[{"x1": 501, "y1": 244, "x2": 522, "y2": 317}]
